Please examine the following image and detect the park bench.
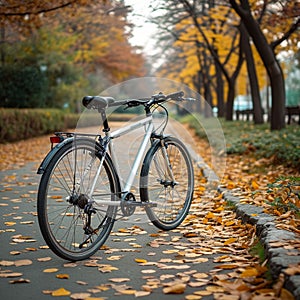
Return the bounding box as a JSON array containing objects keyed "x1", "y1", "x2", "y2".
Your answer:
[
  {"x1": 285, "y1": 106, "x2": 300, "y2": 125},
  {"x1": 236, "y1": 109, "x2": 254, "y2": 121}
]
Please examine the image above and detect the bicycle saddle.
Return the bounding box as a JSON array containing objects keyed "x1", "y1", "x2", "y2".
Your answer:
[{"x1": 82, "y1": 96, "x2": 115, "y2": 110}]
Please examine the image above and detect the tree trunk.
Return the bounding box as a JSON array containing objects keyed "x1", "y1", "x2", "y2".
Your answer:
[
  {"x1": 226, "y1": 79, "x2": 235, "y2": 121},
  {"x1": 1, "y1": 26, "x2": 5, "y2": 66},
  {"x1": 215, "y1": 55, "x2": 225, "y2": 118},
  {"x1": 230, "y1": 0, "x2": 285, "y2": 130},
  {"x1": 240, "y1": 23, "x2": 264, "y2": 124}
]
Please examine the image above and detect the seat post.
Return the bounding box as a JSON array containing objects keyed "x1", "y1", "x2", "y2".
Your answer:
[{"x1": 99, "y1": 108, "x2": 110, "y2": 133}]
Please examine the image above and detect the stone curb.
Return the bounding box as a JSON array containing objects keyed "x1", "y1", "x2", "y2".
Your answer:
[
  {"x1": 177, "y1": 129, "x2": 300, "y2": 299},
  {"x1": 217, "y1": 188, "x2": 300, "y2": 300}
]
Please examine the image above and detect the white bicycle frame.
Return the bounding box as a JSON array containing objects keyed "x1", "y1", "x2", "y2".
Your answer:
[{"x1": 88, "y1": 115, "x2": 154, "y2": 205}]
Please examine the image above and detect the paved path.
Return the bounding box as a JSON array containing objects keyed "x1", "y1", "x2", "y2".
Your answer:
[{"x1": 0, "y1": 120, "x2": 271, "y2": 300}]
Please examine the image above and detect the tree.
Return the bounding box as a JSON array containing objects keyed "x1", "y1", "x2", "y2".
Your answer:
[
  {"x1": 154, "y1": 0, "x2": 245, "y2": 120},
  {"x1": 229, "y1": 0, "x2": 300, "y2": 130},
  {"x1": 0, "y1": 0, "x2": 146, "y2": 109},
  {"x1": 240, "y1": 23, "x2": 264, "y2": 124}
]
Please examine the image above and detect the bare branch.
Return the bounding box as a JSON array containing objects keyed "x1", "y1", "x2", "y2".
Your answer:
[
  {"x1": 270, "y1": 17, "x2": 300, "y2": 49},
  {"x1": 0, "y1": 1, "x2": 77, "y2": 16}
]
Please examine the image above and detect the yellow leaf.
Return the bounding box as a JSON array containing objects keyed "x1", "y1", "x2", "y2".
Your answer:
[
  {"x1": 215, "y1": 264, "x2": 238, "y2": 270},
  {"x1": 227, "y1": 181, "x2": 235, "y2": 189},
  {"x1": 224, "y1": 237, "x2": 237, "y2": 245},
  {"x1": 43, "y1": 268, "x2": 58, "y2": 273},
  {"x1": 135, "y1": 258, "x2": 148, "y2": 263},
  {"x1": 52, "y1": 288, "x2": 71, "y2": 297},
  {"x1": 56, "y1": 274, "x2": 70, "y2": 279},
  {"x1": 5, "y1": 222, "x2": 16, "y2": 226},
  {"x1": 206, "y1": 212, "x2": 215, "y2": 219},
  {"x1": 225, "y1": 220, "x2": 235, "y2": 226},
  {"x1": 240, "y1": 268, "x2": 259, "y2": 277},
  {"x1": 251, "y1": 180, "x2": 259, "y2": 190}
]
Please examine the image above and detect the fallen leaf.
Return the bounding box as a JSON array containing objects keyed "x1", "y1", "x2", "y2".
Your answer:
[
  {"x1": 14, "y1": 259, "x2": 32, "y2": 267},
  {"x1": 206, "y1": 212, "x2": 215, "y2": 219},
  {"x1": 37, "y1": 257, "x2": 52, "y2": 262},
  {"x1": 0, "y1": 272, "x2": 23, "y2": 278},
  {"x1": 10, "y1": 251, "x2": 21, "y2": 255},
  {"x1": 56, "y1": 274, "x2": 70, "y2": 279},
  {"x1": 163, "y1": 283, "x2": 186, "y2": 294},
  {"x1": 135, "y1": 291, "x2": 151, "y2": 297},
  {"x1": 98, "y1": 265, "x2": 118, "y2": 273},
  {"x1": 25, "y1": 247, "x2": 37, "y2": 252},
  {"x1": 76, "y1": 281, "x2": 88, "y2": 285},
  {"x1": 109, "y1": 278, "x2": 130, "y2": 283},
  {"x1": 52, "y1": 288, "x2": 71, "y2": 297},
  {"x1": 141, "y1": 269, "x2": 156, "y2": 274},
  {"x1": 252, "y1": 180, "x2": 260, "y2": 190},
  {"x1": 224, "y1": 237, "x2": 237, "y2": 245},
  {"x1": 5, "y1": 221, "x2": 16, "y2": 226},
  {"x1": 9, "y1": 278, "x2": 30, "y2": 284},
  {"x1": 185, "y1": 295, "x2": 202, "y2": 300},
  {"x1": 70, "y1": 292, "x2": 91, "y2": 299},
  {"x1": 43, "y1": 268, "x2": 59, "y2": 273},
  {"x1": 107, "y1": 255, "x2": 123, "y2": 261},
  {"x1": 240, "y1": 268, "x2": 259, "y2": 277},
  {"x1": 135, "y1": 258, "x2": 148, "y2": 263},
  {"x1": 215, "y1": 264, "x2": 239, "y2": 270},
  {"x1": 0, "y1": 260, "x2": 15, "y2": 266},
  {"x1": 119, "y1": 289, "x2": 136, "y2": 295}
]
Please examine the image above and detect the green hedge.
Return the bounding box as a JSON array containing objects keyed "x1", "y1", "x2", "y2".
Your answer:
[
  {"x1": 0, "y1": 109, "x2": 64, "y2": 143},
  {"x1": 0, "y1": 109, "x2": 136, "y2": 143}
]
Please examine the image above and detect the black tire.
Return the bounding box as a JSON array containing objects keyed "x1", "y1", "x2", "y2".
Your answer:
[
  {"x1": 140, "y1": 136, "x2": 194, "y2": 230},
  {"x1": 37, "y1": 138, "x2": 120, "y2": 261}
]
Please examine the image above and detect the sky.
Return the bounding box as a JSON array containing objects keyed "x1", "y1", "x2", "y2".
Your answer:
[{"x1": 124, "y1": 0, "x2": 159, "y2": 55}]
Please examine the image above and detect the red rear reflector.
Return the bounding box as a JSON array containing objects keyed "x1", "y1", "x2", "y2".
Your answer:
[{"x1": 50, "y1": 136, "x2": 61, "y2": 144}]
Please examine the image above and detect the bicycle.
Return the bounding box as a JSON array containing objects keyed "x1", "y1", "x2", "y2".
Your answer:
[{"x1": 37, "y1": 91, "x2": 195, "y2": 261}]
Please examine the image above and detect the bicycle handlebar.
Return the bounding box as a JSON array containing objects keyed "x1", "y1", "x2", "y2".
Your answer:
[
  {"x1": 113, "y1": 91, "x2": 194, "y2": 108},
  {"x1": 82, "y1": 91, "x2": 195, "y2": 111}
]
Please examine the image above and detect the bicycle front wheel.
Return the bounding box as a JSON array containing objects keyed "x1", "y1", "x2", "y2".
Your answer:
[
  {"x1": 140, "y1": 136, "x2": 194, "y2": 230},
  {"x1": 37, "y1": 138, "x2": 120, "y2": 261}
]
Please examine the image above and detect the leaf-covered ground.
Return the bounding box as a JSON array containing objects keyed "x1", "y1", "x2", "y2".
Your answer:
[
  {"x1": 184, "y1": 118, "x2": 300, "y2": 236},
  {"x1": 0, "y1": 124, "x2": 299, "y2": 299}
]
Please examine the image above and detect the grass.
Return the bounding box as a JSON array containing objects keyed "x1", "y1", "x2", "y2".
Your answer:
[
  {"x1": 266, "y1": 176, "x2": 300, "y2": 216},
  {"x1": 249, "y1": 239, "x2": 266, "y2": 263},
  {"x1": 180, "y1": 114, "x2": 300, "y2": 170},
  {"x1": 249, "y1": 239, "x2": 273, "y2": 281}
]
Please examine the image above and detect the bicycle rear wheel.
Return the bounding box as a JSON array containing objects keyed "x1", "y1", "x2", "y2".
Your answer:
[
  {"x1": 37, "y1": 138, "x2": 120, "y2": 261},
  {"x1": 140, "y1": 136, "x2": 194, "y2": 230}
]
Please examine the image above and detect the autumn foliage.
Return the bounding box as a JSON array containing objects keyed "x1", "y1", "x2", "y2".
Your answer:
[{"x1": 0, "y1": 1, "x2": 146, "y2": 110}]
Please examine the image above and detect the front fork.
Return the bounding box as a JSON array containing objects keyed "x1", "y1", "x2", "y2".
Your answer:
[{"x1": 151, "y1": 135, "x2": 176, "y2": 184}]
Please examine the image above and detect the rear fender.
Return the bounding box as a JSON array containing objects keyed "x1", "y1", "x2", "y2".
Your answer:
[
  {"x1": 37, "y1": 137, "x2": 105, "y2": 174},
  {"x1": 37, "y1": 137, "x2": 74, "y2": 174}
]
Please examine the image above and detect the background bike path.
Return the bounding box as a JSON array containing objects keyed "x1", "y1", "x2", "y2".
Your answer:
[{"x1": 0, "y1": 120, "x2": 229, "y2": 300}]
